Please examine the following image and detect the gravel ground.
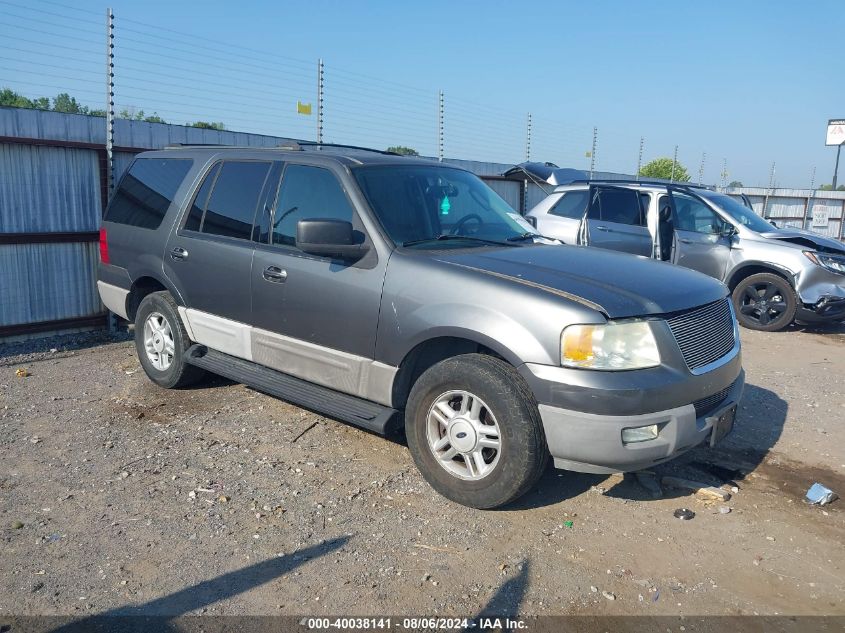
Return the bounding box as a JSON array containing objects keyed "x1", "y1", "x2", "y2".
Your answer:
[{"x1": 1, "y1": 323, "x2": 843, "y2": 618}]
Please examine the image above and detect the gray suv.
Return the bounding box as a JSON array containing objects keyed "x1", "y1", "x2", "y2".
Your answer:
[
  {"x1": 97, "y1": 144, "x2": 744, "y2": 509},
  {"x1": 526, "y1": 180, "x2": 845, "y2": 331}
]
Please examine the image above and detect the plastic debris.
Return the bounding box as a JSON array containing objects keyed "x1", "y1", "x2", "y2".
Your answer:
[
  {"x1": 673, "y1": 508, "x2": 695, "y2": 520},
  {"x1": 805, "y1": 483, "x2": 837, "y2": 506},
  {"x1": 563, "y1": 520, "x2": 574, "y2": 528},
  {"x1": 718, "y1": 506, "x2": 732, "y2": 514},
  {"x1": 15, "y1": 368, "x2": 31, "y2": 378}
]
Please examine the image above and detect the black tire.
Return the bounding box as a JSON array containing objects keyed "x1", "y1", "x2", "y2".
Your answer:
[
  {"x1": 134, "y1": 291, "x2": 205, "y2": 388},
  {"x1": 405, "y1": 354, "x2": 549, "y2": 509},
  {"x1": 731, "y1": 272, "x2": 797, "y2": 332}
]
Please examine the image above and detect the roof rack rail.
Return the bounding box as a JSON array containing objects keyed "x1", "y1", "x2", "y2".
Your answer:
[
  {"x1": 281, "y1": 140, "x2": 400, "y2": 156},
  {"x1": 565, "y1": 178, "x2": 712, "y2": 189}
]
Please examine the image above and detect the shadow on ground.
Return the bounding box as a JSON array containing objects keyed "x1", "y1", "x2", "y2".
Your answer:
[{"x1": 39, "y1": 536, "x2": 349, "y2": 633}]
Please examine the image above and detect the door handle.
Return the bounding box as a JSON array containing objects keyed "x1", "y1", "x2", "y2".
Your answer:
[
  {"x1": 262, "y1": 266, "x2": 287, "y2": 283},
  {"x1": 594, "y1": 225, "x2": 611, "y2": 232},
  {"x1": 170, "y1": 246, "x2": 189, "y2": 260},
  {"x1": 679, "y1": 238, "x2": 693, "y2": 244}
]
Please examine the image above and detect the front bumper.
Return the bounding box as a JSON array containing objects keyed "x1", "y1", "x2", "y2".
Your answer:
[
  {"x1": 796, "y1": 265, "x2": 845, "y2": 322},
  {"x1": 796, "y1": 296, "x2": 845, "y2": 323},
  {"x1": 535, "y1": 370, "x2": 744, "y2": 473}
]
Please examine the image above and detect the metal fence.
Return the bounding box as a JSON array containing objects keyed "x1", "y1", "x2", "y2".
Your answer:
[{"x1": 725, "y1": 187, "x2": 845, "y2": 240}]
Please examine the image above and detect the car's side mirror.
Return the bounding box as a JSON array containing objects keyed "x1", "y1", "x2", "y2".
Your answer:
[
  {"x1": 720, "y1": 223, "x2": 737, "y2": 238},
  {"x1": 296, "y1": 219, "x2": 369, "y2": 261}
]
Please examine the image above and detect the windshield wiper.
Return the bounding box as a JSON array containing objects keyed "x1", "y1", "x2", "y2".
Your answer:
[
  {"x1": 402, "y1": 234, "x2": 515, "y2": 247},
  {"x1": 506, "y1": 232, "x2": 555, "y2": 242}
]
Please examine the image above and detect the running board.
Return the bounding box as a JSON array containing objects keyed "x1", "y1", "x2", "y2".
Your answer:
[{"x1": 185, "y1": 345, "x2": 401, "y2": 435}]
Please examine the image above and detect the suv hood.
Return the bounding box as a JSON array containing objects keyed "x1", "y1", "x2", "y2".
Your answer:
[
  {"x1": 433, "y1": 245, "x2": 727, "y2": 319},
  {"x1": 757, "y1": 229, "x2": 845, "y2": 255}
]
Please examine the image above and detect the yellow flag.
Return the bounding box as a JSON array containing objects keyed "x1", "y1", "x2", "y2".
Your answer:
[{"x1": 297, "y1": 101, "x2": 312, "y2": 115}]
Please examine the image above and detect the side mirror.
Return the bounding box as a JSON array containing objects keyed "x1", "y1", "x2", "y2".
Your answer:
[
  {"x1": 720, "y1": 223, "x2": 737, "y2": 238},
  {"x1": 296, "y1": 219, "x2": 369, "y2": 261}
]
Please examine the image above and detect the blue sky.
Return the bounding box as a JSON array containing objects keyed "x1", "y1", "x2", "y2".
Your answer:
[{"x1": 2, "y1": 0, "x2": 843, "y2": 187}]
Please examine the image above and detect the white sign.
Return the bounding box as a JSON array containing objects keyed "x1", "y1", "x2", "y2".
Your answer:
[
  {"x1": 812, "y1": 209, "x2": 829, "y2": 228},
  {"x1": 827, "y1": 119, "x2": 845, "y2": 146}
]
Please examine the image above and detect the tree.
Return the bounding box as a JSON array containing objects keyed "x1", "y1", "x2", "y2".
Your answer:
[
  {"x1": 52, "y1": 92, "x2": 85, "y2": 114},
  {"x1": 0, "y1": 87, "x2": 48, "y2": 109},
  {"x1": 386, "y1": 146, "x2": 419, "y2": 156},
  {"x1": 728, "y1": 180, "x2": 744, "y2": 188},
  {"x1": 819, "y1": 184, "x2": 845, "y2": 191},
  {"x1": 190, "y1": 121, "x2": 225, "y2": 130},
  {"x1": 119, "y1": 108, "x2": 166, "y2": 123},
  {"x1": 638, "y1": 157, "x2": 691, "y2": 182}
]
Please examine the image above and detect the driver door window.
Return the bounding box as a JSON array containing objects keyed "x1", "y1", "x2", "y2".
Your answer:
[
  {"x1": 272, "y1": 165, "x2": 355, "y2": 246},
  {"x1": 673, "y1": 192, "x2": 723, "y2": 234}
]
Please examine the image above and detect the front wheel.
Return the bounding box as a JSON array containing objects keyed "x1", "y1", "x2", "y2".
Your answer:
[
  {"x1": 405, "y1": 354, "x2": 548, "y2": 509},
  {"x1": 731, "y1": 272, "x2": 797, "y2": 332}
]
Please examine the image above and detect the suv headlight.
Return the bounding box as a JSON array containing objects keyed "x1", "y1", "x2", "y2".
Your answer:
[
  {"x1": 804, "y1": 251, "x2": 845, "y2": 275},
  {"x1": 561, "y1": 321, "x2": 660, "y2": 370}
]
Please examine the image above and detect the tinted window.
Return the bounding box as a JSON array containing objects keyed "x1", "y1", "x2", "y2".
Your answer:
[
  {"x1": 549, "y1": 190, "x2": 588, "y2": 219},
  {"x1": 673, "y1": 191, "x2": 723, "y2": 234},
  {"x1": 201, "y1": 161, "x2": 271, "y2": 240},
  {"x1": 273, "y1": 165, "x2": 355, "y2": 246},
  {"x1": 589, "y1": 187, "x2": 644, "y2": 226},
  {"x1": 106, "y1": 158, "x2": 192, "y2": 229},
  {"x1": 184, "y1": 163, "x2": 220, "y2": 232}
]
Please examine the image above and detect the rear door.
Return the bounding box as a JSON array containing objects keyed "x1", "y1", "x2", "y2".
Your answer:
[
  {"x1": 531, "y1": 188, "x2": 589, "y2": 244},
  {"x1": 665, "y1": 187, "x2": 733, "y2": 280},
  {"x1": 164, "y1": 159, "x2": 276, "y2": 328},
  {"x1": 583, "y1": 185, "x2": 651, "y2": 256}
]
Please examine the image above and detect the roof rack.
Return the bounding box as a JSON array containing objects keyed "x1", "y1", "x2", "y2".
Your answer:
[
  {"x1": 164, "y1": 140, "x2": 400, "y2": 156},
  {"x1": 564, "y1": 178, "x2": 712, "y2": 189}
]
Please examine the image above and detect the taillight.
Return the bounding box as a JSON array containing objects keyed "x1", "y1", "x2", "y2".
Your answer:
[{"x1": 99, "y1": 227, "x2": 110, "y2": 264}]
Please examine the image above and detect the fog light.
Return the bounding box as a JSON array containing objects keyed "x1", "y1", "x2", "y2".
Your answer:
[{"x1": 621, "y1": 424, "x2": 659, "y2": 444}]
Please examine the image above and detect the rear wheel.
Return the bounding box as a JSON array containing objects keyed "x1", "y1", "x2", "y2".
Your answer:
[
  {"x1": 405, "y1": 354, "x2": 548, "y2": 509},
  {"x1": 134, "y1": 291, "x2": 205, "y2": 388},
  {"x1": 731, "y1": 273, "x2": 796, "y2": 332}
]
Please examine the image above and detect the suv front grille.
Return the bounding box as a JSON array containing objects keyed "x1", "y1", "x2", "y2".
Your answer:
[
  {"x1": 693, "y1": 382, "x2": 734, "y2": 418},
  {"x1": 666, "y1": 298, "x2": 736, "y2": 372}
]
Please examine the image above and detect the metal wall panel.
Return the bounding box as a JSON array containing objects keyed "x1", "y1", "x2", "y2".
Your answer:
[
  {"x1": 0, "y1": 143, "x2": 101, "y2": 233},
  {"x1": 0, "y1": 242, "x2": 102, "y2": 327}
]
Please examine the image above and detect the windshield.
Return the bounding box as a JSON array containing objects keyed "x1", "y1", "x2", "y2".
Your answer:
[
  {"x1": 353, "y1": 165, "x2": 537, "y2": 247},
  {"x1": 701, "y1": 191, "x2": 774, "y2": 233}
]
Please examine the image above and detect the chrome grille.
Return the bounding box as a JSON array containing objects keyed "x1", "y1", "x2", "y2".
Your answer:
[
  {"x1": 666, "y1": 298, "x2": 736, "y2": 372},
  {"x1": 693, "y1": 383, "x2": 733, "y2": 418}
]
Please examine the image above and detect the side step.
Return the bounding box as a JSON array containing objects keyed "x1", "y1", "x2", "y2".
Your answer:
[{"x1": 185, "y1": 345, "x2": 401, "y2": 435}]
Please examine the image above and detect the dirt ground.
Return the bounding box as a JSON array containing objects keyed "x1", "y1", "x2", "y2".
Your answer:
[{"x1": 1, "y1": 322, "x2": 843, "y2": 620}]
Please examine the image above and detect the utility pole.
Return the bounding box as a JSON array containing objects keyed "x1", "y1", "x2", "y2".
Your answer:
[
  {"x1": 833, "y1": 141, "x2": 844, "y2": 189},
  {"x1": 698, "y1": 152, "x2": 706, "y2": 186},
  {"x1": 104, "y1": 7, "x2": 115, "y2": 201},
  {"x1": 438, "y1": 90, "x2": 444, "y2": 162},
  {"x1": 316, "y1": 58, "x2": 324, "y2": 145},
  {"x1": 589, "y1": 127, "x2": 597, "y2": 179},
  {"x1": 636, "y1": 136, "x2": 644, "y2": 180},
  {"x1": 720, "y1": 158, "x2": 728, "y2": 189},
  {"x1": 525, "y1": 113, "x2": 532, "y2": 162},
  {"x1": 670, "y1": 145, "x2": 678, "y2": 182},
  {"x1": 806, "y1": 166, "x2": 816, "y2": 230}
]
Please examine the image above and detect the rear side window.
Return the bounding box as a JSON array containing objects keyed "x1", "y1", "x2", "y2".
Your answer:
[
  {"x1": 549, "y1": 190, "x2": 589, "y2": 219},
  {"x1": 272, "y1": 165, "x2": 355, "y2": 246},
  {"x1": 106, "y1": 158, "x2": 193, "y2": 229},
  {"x1": 186, "y1": 161, "x2": 272, "y2": 240},
  {"x1": 588, "y1": 187, "x2": 645, "y2": 226}
]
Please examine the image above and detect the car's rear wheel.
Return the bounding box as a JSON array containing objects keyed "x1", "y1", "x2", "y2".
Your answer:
[
  {"x1": 135, "y1": 291, "x2": 205, "y2": 388},
  {"x1": 732, "y1": 272, "x2": 797, "y2": 332},
  {"x1": 405, "y1": 354, "x2": 548, "y2": 509}
]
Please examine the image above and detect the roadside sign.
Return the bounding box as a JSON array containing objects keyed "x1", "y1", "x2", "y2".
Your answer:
[
  {"x1": 827, "y1": 119, "x2": 845, "y2": 145},
  {"x1": 812, "y1": 209, "x2": 829, "y2": 228}
]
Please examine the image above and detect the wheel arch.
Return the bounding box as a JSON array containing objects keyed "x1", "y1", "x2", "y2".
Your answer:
[
  {"x1": 725, "y1": 261, "x2": 796, "y2": 292},
  {"x1": 390, "y1": 333, "x2": 517, "y2": 410},
  {"x1": 126, "y1": 274, "x2": 180, "y2": 322}
]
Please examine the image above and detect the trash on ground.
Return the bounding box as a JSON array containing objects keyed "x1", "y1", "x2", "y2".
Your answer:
[
  {"x1": 602, "y1": 590, "x2": 616, "y2": 601},
  {"x1": 662, "y1": 476, "x2": 731, "y2": 501},
  {"x1": 805, "y1": 483, "x2": 838, "y2": 506},
  {"x1": 15, "y1": 368, "x2": 31, "y2": 377},
  {"x1": 718, "y1": 506, "x2": 732, "y2": 514},
  {"x1": 563, "y1": 520, "x2": 574, "y2": 528},
  {"x1": 673, "y1": 508, "x2": 695, "y2": 520}
]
